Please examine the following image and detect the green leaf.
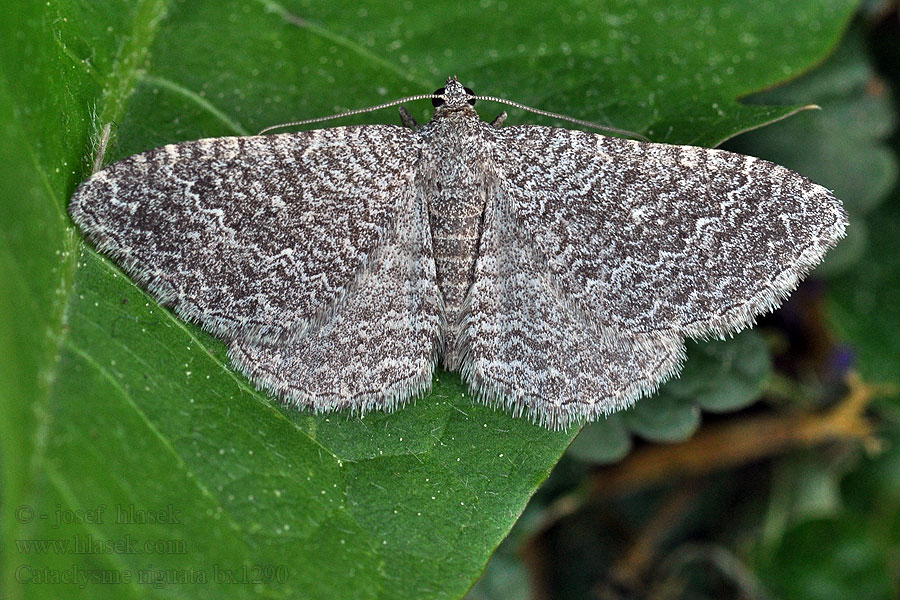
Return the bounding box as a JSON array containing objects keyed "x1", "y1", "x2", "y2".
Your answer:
[
  {"x1": 621, "y1": 392, "x2": 702, "y2": 443},
  {"x1": 464, "y1": 551, "x2": 533, "y2": 600},
  {"x1": 1, "y1": 1, "x2": 858, "y2": 599},
  {"x1": 667, "y1": 331, "x2": 772, "y2": 413},
  {"x1": 567, "y1": 415, "x2": 632, "y2": 464}
]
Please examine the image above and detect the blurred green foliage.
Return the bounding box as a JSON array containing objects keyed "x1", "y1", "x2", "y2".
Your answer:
[{"x1": 3, "y1": 1, "x2": 894, "y2": 599}]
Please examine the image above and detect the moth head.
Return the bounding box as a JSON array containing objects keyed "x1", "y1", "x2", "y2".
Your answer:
[{"x1": 432, "y1": 76, "x2": 477, "y2": 114}]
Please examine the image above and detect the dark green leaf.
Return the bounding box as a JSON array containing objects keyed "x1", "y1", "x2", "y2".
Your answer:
[
  {"x1": 567, "y1": 416, "x2": 632, "y2": 464},
  {"x1": 1, "y1": 0, "x2": 859, "y2": 598},
  {"x1": 464, "y1": 552, "x2": 532, "y2": 600},
  {"x1": 668, "y1": 331, "x2": 772, "y2": 413},
  {"x1": 621, "y1": 393, "x2": 702, "y2": 443}
]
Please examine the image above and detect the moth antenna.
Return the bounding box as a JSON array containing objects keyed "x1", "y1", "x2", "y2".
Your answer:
[
  {"x1": 475, "y1": 95, "x2": 650, "y2": 142},
  {"x1": 258, "y1": 95, "x2": 441, "y2": 135}
]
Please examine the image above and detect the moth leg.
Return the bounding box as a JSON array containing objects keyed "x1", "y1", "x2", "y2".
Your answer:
[
  {"x1": 489, "y1": 111, "x2": 507, "y2": 128},
  {"x1": 91, "y1": 122, "x2": 114, "y2": 174},
  {"x1": 398, "y1": 106, "x2": 419, "y2": 129}
]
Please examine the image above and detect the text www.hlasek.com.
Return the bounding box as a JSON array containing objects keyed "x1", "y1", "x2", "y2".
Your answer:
[{"x1": 16, "y1": 534, "x2": 186, "y2": 555}]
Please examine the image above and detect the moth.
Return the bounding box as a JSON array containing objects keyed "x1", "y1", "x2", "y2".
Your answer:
[{"x1": 69, "y1": 76, "x2": 847, "y2": 429}]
